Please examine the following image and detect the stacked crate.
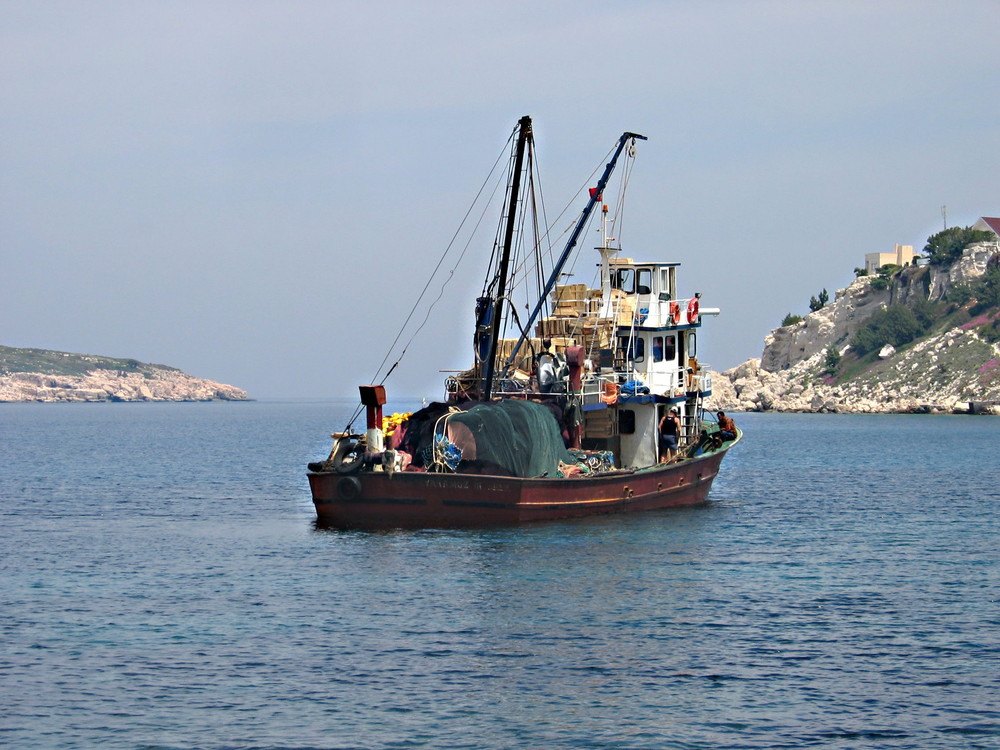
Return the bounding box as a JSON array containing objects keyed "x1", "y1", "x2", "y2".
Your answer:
[
  {"x1": 534, "y1": 282, "x2": 633, "y2": 350},
  {"x1": 495, "y1": 337, "x2": 540, "y2": 372},
  {"x1": 550, "y1": 283, "x2": 588, "y2": 313},
  {"x1": 536, "y1": 283, "x2": 589, "y2": 339},
  {"x1": 613, "y1": 291, "x2": 637, "y2": 326},
  {"x1": 581, "y1": 319, "x2": 614, "y2": 350},
  {"x1": 585, "y1": 288, "x2": 636, "y2": 327},
  {"x1": 583, "y1": 407, "x2": 617, "y2": 438},
  {"x1": 496, "y1": 336, "x2": 580, "y2": 375},
  {"x1": 535, "y1": 317, "x2": 572, "y2": 338}
]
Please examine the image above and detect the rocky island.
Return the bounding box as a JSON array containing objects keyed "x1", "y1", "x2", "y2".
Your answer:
[
  {"x1": 0, "y1": 346, "x2": 249, "y2": 402},
  {"x1": 708, "y1": 220, "x2": 1000, "y2": 415}
]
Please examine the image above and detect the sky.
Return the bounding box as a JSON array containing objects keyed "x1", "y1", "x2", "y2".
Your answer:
[{"x1": 3, "y1": 1, "x2": 998, "y2": 399}]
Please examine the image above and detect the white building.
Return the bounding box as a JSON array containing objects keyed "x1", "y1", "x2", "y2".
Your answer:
[
  {"x1": 972, "y1": 216, "x2": 1000, "y2": 238},
  {"x1": 865, "y1": 243, "x2": 915, "y2": 275}
]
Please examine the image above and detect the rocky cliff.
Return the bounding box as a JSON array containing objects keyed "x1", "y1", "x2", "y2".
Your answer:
[
  {"x1": 707, "y1": 241, "x2": 1000, "y2": 414},
  {"x1": 0, "y1": 346, "x2": 249, "y2": 402}
]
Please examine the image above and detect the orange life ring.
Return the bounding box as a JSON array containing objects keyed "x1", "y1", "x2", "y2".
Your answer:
[
  {"x1": 686, "y1": 298, "x2": 700, "y2": 324},
  {"x1": 668, "y1": 301, "x2": 681, "y2": 325}
]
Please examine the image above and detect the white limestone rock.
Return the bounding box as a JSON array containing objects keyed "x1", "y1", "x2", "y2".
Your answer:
[
  {"x1": 927, "y1": 241, "x2": 999, "y2": 301},
  {"x1": 0, "y1": 368, "x2": 249, "y2": 403},
  {"x1": 762, "y1": 277, "x2": 890, "y2": 372}
]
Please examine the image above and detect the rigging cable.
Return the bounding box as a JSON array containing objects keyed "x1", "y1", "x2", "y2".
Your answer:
[
  {"x1": 559, "y1": 138, "x2": 639, "y2": 305},
  {"x1": 340, "y1": 132, "x2": 515, "y2": 433},
  {"x1": 481, "y1": 123, "x2": 526, "y2": 300},
  {"x1": 513, "y1": 137, "x2": 641, "y2": 376},
  {"x1": 607, "y1": 138, "x2": 638, "y2": 246},
  {"x1": 494, "y1": 143, "x2": 622, "y2": 382},
  {"x1": 507, "y1": 142, "x2": 615, "y2": 315},
  {"x1": 369, "y1": 132, "x2": 514, "y2": 385}
]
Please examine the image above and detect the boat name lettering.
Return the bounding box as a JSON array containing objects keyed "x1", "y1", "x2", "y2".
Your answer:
[{"x1": 423, "y1": 478, "x2": 503, "y2": 492}]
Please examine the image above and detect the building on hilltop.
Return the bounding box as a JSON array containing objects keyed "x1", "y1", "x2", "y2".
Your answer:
[
  {"x1": 865, "y1": 243, "x2": 914, "y2": 275},
  {"x1": 972, "y1": 216, "x2": 1000, "y2": 238}
]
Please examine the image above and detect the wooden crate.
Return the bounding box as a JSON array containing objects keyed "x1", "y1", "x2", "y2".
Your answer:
[
  {"x1": 584, "y1": 410, "x2": 617, "y2": 438},
  {"x1": 535, "y1": 317, "x2": 580, "y2": 338}
]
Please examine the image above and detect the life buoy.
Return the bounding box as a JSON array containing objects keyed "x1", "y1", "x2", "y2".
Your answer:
[
  {"x1": 686, "y1": 298, "x2": 700, "y2": 324},
  {"x1": 332, "y1": 438, "x2": 365, "y2": 475},
  {"x1": 668, "y1": 301, "x2": 681, "y2": 325}
]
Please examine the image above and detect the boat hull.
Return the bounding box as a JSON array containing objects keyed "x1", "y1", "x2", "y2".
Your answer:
[{"x1": 308, "y1": 445, "x2": 731, "y2": 529}]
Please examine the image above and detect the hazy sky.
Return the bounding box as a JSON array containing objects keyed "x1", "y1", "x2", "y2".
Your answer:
[{"x1": 3, "y1": 1, "x2": 998, "y2": 399}]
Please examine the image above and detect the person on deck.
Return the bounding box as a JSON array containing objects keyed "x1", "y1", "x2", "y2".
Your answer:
[
  {"x1": 717, "y1": 411, "x2": 737, "y2": 441},
  {"x1": 658, "y1": 407, "x2": 681, "y2": 463},
  {"x1": 535, "y1": 339, "x2": 557, "y2": 394}
]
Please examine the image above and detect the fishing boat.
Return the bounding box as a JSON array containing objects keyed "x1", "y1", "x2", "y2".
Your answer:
[{"x1": 308, "y1": 116, "x2": 740, "y2": 528}]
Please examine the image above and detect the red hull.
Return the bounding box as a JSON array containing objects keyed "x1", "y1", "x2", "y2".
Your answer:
[{"x1": 308, "y1": 446, "x2": 731, "y2": 529}]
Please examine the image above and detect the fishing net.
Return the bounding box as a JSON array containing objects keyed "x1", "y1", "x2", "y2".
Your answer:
[{"x1": 398, "y1": 398, "x2": 576, "y2": 478}]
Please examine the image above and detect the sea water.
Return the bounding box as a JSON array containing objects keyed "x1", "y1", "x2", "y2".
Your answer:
[{"x1": 1, "y1": 402, "x2": 997, "y2": 749}]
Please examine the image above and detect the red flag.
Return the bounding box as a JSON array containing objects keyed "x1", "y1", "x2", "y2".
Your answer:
[{"x1": 589, "y1": 187, "x2": 602, "y2": 201}]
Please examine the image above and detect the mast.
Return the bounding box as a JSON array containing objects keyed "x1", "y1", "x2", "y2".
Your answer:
[
  {"x1": 597, "y1": 202, "x2": 617, "y2": 319},
  {"x1": 502, "y1": 130, "x2": 646, "y2": 374},
  {"x1": 481, "y1": 114, "x2": 532, "y2": 400}
]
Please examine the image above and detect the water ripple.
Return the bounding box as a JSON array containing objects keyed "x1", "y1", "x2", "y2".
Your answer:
[{"x1": 1, "y1": 406, "x2": 997, "y2": 748}]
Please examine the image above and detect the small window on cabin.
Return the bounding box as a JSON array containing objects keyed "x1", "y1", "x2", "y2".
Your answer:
[
  {"x1": 660, "y1": 269, "x2": 671, "y2": 298},
  {"x1": 621, "y1": 336, "x2": 645, "y2": 363},
  {"x1": 653, "y1": 336, "x2": 663, "y2": 362},
  {"x1": 618, "y1": 409, "x2": 636, "y2": 435},
  {"x1": 663, "y1": 334, "x2": 676, "y2": 361},
  {"x1": 687, "y1": 332, "x2": 697, "y2": 358},
  {"x1": 637, "y1": 268, "x2": 652, "y2": 295},
  {"x1": 614, "y1": 268, "x2": 636, "y2": 294}
]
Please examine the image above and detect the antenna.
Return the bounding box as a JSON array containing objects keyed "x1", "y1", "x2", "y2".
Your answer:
[{"x1": 942, "y1": 205, "x2": 948, "y2": 230}]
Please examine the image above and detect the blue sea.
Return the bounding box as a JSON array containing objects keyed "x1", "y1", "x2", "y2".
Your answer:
[{"x1": 1, "y1": 402, "x2": 997, "y2": 749}]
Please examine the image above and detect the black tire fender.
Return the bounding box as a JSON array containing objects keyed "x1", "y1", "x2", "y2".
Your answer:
[
  {"x1": 332, "y1": 439, "x2": 364, "y2": 475},
  {"x1": 337, "y1": 476, "x2": 362, "y2": 500}
]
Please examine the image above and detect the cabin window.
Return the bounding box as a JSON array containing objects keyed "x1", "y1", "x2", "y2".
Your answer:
[
  {"x1": 653, "y1": 335, "x2": 676, "y2": 362},
  {"x1": 687, "y1": 332, "x2": 697, "y2": 357},
  {"x1": 613, "y1": 268, "x2": 636, "y2": 294},
  {"x1": 618, "y1": 409, "x2": 636, "y2": 435},
  {"x1": 660, "y1": 268, "x2": 672, "y2": 298},
  {"x1": 637, "y1": 268, "x2": 652, "y2": 295},
  {"x1": 620, "y1": 336, "x2": 645, "y2": 363}
]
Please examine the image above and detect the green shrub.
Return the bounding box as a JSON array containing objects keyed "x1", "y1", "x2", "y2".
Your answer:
[
  {"x1": 947, "y1": 283, "x2": 973, "y2": 305},
  {"x1": 970, "y1": 261, "x2": 1000, "y2": 314},
  {"x1": 982, "y1": 319, "x2": 1000, "y2": 344},
  {"x1": 850, "y1": 304, "x2": 928, "y2": 356},
  {"x1": 878, "y1": 263, "x2": 902, "y2": 277},
  {"x1": 808, "y1": 288, "x2": 829, "y2": 312},
  {"x1": 910, "y1": 298, "x2": 942, "y2": 329},
  {"x1": 781, "y1": 313, "x2": 804, "y2": 327},
  {"x1": 823, "y1": 344, "x2": 841, "y2": 373},
  {"x1": 924, "y1": 226, "x2": 994, "y2": 266}
]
